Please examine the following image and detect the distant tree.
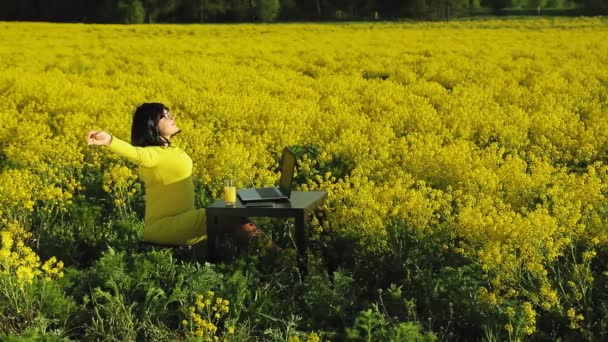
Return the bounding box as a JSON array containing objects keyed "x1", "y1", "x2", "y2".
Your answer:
[
  {"x1": 289, "y1": 0, "x2": 320, "y2": 19},
  {"x1": 377, "y1": 0, "x2": 408, "y2": 19},
  {"x1": 98, "y1": 0, "x2": 144, "y2": 23},
  {"x1": 328, "y1": 0, "x2": 376, "y2": 20},
  {"x1": 229, "y1": 0, "x2": 253, "y2": 21},
  {"x1": 308, "y1": 0, "x2": 333, "y2": 19},
  {"x1": 0, "y1": 0, "x2": 23, "y2": 20},
  {"x1": 546, "y1": 0, "x2": 565, "y2": 7},
  {"x1": 525, "y1": 0, "x2": 548, "y2": 13},
  {"x1": 0, "y1": 0, "x2": 602, "y2": 23},
  {"x1": 481, "y1": 0, "x2": 511, "y2": 14},
  {"x1": 191, "y1": 0, "x2": 228, "y2": 22},
  {"x1": 141, "y1": 0, "x2": 178, "y2": 22},
  {"x1": 577, "y1": 0, "x2": 608, "y2": 13},
  {"x1": 278, "y1": 0, "x2": 299, "y2": 19},
  {"x1": 411, "y1": 0, "x2": 429, "y2": 18},
  {"x1": 257, "y1": 0, "x2": 280, "y2": 21},
  {"x1": 38, "y1": 0, "x2": 88, "y2": 21},
  {"x1": 98, "y1": 0, "x2": 121, "y2": 22},
  {"x1": 118, "y1": 0, "x2": 145, "y2": 23},
  {"x1": 0, "y1": 0, "x2": 44, "y2": 21},
  {"x1": 315, "y1": 0, "x2": 322, "y2": 17},
  {"x1": 416, "y1": 0, "x2": 469, "y2": 19},
  {"x1": 440, "y1": 0, "x2": 470, "y2": 17}
]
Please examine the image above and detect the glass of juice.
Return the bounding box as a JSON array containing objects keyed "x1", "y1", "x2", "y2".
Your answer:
[{"x1": 223, "y1": 179, "x2": 237, "y2": 206}]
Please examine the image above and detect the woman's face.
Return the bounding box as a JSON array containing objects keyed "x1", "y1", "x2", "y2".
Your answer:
[{"x1": 158, "y1": 109, "x2": 179, "y2": 138}]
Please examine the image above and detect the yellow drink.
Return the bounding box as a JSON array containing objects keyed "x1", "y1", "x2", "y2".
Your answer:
[{"x1": 224, "y1": 185, "x2": 237, "y2": 205}]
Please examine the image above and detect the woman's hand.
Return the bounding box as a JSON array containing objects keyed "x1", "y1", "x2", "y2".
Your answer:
[{"x1": 87, "y1": 130, "x2": 112, "y2": 146}]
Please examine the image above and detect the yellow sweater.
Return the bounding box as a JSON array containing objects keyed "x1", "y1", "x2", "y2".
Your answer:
[{"x1": 108, "y1": 137, "x2": 206, "y2": 246}]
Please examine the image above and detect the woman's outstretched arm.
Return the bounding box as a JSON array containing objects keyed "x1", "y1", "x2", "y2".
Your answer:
[
  {"x1": 86, "y1": 130, "x2": 162, "y2": 167},
  {"x1": 87, "y1": 130, "x2": 112, "y2": 146}
]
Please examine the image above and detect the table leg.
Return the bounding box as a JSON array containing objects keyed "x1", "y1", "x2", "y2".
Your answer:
[
  {"x1": 206, "y1": 214, "x2": 219, "y2": 262},
  {"x1": 295, "y1": 212, "x2": 308, "y2": 275}
]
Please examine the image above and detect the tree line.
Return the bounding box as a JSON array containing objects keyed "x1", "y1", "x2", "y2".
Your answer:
[{"x1": 0, "y1": 0, "x2": 606, "y2": 23}]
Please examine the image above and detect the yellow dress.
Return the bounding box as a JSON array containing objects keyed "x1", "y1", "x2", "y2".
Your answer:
[{"x1": 107, "y1": 137, "x2": 206, "y2": 246}]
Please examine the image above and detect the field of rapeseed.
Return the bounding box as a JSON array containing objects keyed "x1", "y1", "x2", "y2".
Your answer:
[{"x1": 1, "y1": 17, "x2": 608, "y2": 341}]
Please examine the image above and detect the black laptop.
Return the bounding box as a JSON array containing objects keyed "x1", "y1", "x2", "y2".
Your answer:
[{"x1": 237, "y1": 147, "x2": 296, "y2": 202}]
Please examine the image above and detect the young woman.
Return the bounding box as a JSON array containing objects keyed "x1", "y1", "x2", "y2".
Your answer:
[{"x1": 87, "y1": 102, "x2": 258, "y2": 248}]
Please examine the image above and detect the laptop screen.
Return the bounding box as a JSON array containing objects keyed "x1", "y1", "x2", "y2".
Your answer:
[{"x1": 278, "y1": 147, "x2": 296, "y2": 197}]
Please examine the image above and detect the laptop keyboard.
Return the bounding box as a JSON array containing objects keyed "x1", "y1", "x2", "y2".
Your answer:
[{"x1": 256, "y1": 188, "x2": 280, "y2": 198}]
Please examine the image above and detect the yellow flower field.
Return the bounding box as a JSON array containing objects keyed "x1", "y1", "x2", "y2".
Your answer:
[{"x1": 1, "y1": 17, "x2": 608, "y2": 339}]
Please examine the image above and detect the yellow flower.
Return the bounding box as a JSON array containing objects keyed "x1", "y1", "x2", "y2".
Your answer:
[
  {"x1": 582, "y1": 250, "x2": 597, "y2": 262},
  {"x1": 521, "y1": 302, "x2": 537, "y2": 335},
  {"x1": 1, "y1": 221, "x2": 64, "y2": 285},
  {"x1": 307, "y1": 332, "x2": 320, "y2": 342}
]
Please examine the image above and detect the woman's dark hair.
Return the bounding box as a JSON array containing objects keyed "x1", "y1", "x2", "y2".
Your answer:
[{"x1": 131, "y1": 102, "x2": 177, "y2": 147}]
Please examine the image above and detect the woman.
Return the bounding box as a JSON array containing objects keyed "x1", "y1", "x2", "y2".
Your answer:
[{"x1": 87, "y1": 102, "x2": 258, "y2": 248}]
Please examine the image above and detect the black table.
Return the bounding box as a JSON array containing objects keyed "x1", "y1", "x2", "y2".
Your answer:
[{"x1": 205, "y1": 191, "x2": 327, "y2": 273}]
